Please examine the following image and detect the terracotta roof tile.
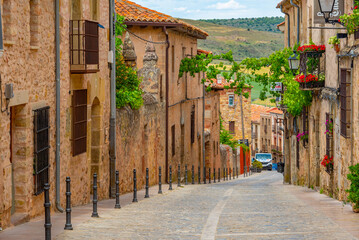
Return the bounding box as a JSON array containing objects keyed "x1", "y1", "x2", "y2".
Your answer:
[
  {"x1": 115, "y1": 0, "x2": 208, "y2": 38},
  {"x1": 251, "y1": 104, "x2": 272, "y2": 122}
]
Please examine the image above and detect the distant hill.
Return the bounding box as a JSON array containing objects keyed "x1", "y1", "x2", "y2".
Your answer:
[
  {"x1": 181, "y1": 19, "x2": 284, "y2": 61},
  {"x1": 200, "y1": 17, "x2": 285, "y2": 33}
]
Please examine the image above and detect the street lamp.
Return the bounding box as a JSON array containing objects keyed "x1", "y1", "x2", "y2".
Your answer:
[
  {"x1": 318, "y1": 0, "x2": 343, "y2": 25},
  {"x1": 288, "y1": 52, "x2": 299, "y2": 74}
]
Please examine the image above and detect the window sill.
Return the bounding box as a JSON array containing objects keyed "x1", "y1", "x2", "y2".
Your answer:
[
  {"x1": 4, "y1": 40, "x2": 15, "y2": 46},
  {"x1": 30, "y1": 45, "x2": 40, "y2": 51}
]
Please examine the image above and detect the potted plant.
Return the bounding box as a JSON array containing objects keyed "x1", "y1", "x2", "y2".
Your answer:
[
  {"x1": 339, "y1": 1, "x2": 359, "y2": 35},
  {"x1": 296, "y1": 131, "x2": 308, "y2": 142},
  {"x1": 321, "y1": 155, "x2": 333, "y2": 174},
  {"x1": 328, "y1": 36, "x2": 341, "y2": 53},
  {"x1": 346, "y1": 164, "x2": 359, "y2": 213},
  {"x1": 325, "y1": 119, "x2": 334, "y2": 136}
]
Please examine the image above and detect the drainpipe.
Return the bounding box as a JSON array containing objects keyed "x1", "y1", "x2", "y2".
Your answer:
[
  {"x1": 55, "y1": 0, "x2": 64, "y2": 212},
  {"x1": 350, "y1": 58, "x2": 354, "y2": 166},
  {"x1": 280, "y1": 5, "x2": 291, "y2": 48},
  {"x1": 163, "y1": 26, "x2": 169, "y2": 183},
  {"x1": 0, "y1": 3, "x2": 3, "y2": 58},
  {"x1": 109, "y1": 0, "x2": 116, "y2": 198},
  {"x1": 202, "y1": 72, "x2": 205, "y2": 183},
  {"x1": 290, "y1": 0, "x2": 300, "y2": 44}
]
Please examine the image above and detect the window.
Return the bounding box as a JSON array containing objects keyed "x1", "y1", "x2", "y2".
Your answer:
[
  {"x1": 90, "y1": 0, "x2": 98, "y2": 21},
  {"x1": 171, "y1": 45, "x2": 175, "y2": 73},
  {"x1": 302, "y1": 106, "x2": 309, "y2": 145},
  {"x1": 228, "y1": 95, "x2": 234, "y2": 107},
  {"x1": 191, "y1": 105, "x2": 195, "y2": 143},
  {"x1": 326, "y1": 113, "x2": 333, "y2": 157},
  {"x1": 33, "y1": 107, "x2": 50, "y2": 195},
  {"x1": 340, "y1": 69, "x2": 351, "y2": 138},
  {"x1": 171, "y1": 125, "x2": 175, "y2": 156},
  {"x1": 30, "y1": 0, "x2": 39, "y2": 46},
  {"x1": 72, "y1": 89, "x2": 87, "y2": 156},
  {"x1": 229, "y1": 121, "x2": 235, "y2": 134},
  {"x1": 3, "y1": 0, "x2": 12, "y2": 41},
  {"x1": 182, "y1": 47, "x2": 186, "y2": 59}
]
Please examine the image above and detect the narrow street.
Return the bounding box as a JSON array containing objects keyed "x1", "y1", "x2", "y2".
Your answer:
[{"x1": 53, "y1": 172, "x2": 359, "y2": 240}]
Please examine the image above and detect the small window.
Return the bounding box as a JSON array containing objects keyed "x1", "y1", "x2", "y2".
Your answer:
[
  {"x1": 340, "y1": 69, "x2": 351, "y2": 138},
  {"x1": 326, "y1": 113, "x2": 333, "y2": 157},
  {"x1": 171, "y1": 125, "x2": 175, "y2": 156},
  {"x1": 33, "y1": 107, "x2": 50, "y2": 195},
  {"x1": 228, "y1": 95, "x2": 234, "y2": 107},
  {"x1": 72, "y1": 89, "x2": 88, "y2": 156},
  {"x1": 191, "y1": 105, "x2": 195, "y2": 143},
  {"x1": 229, "y1": 121, "x2": 235, "y2": 134},
  {"x1": 302, "y1": 106, "x2": 309, "y2": 145},
  {"x1": 182, "y1": 47, "x2": 186, "y2": 59},
  {"x1": 171, "y1": 45, "x2": 175, "y2": 73},
  {"x1": 217, "y1": 74, "x2": 222, "y2": 84}
]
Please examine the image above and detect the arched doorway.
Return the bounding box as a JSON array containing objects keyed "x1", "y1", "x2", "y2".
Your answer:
[{"x1": 90, "y1": 97, "x2": 101, "y2": 189}]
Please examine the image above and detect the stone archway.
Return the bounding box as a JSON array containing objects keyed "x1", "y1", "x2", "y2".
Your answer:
[{"x1": 90, "y1": 97, "x2": 101, "y2": 186}]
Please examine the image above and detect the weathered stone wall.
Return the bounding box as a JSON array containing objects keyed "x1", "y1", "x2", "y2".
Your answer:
[
  {"x1": 220, "y1": 88, "x2": 252, "y2": 142},
  {"x1": 0, "y1": 0, "x2": 111, "y2": 229}
]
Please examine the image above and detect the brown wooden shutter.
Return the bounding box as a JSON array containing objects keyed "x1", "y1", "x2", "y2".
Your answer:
[
  {"x1": 340, "y1": 69, "x2": 351, "y2": 138},
  {"x1": 229, "y1": 121, "x2": 235, "y2": 134},
  {"x1": 171, "y1": 125, "x2": 175, "y2": 156},
  {"x1": 72, "y1": 89, "x2": 87, "y2": 156},
  {"x1": 191, "y1": 106, "x2": 195, "y2": 143},
  {"x1": 84, "y1": 20, "x2": 99, "y2": 65}
]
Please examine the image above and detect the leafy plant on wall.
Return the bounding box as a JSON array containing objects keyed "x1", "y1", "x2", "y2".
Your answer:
[
  {"x1": 339, "y1": 0, "x2": 359, "y2": 34},
  {"x1": 115, "y1": 15, "x2": 143, "y2": 110}
]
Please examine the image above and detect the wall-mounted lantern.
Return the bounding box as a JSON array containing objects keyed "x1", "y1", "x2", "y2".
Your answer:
[
  {"x1": 288, "y1": 52, "x2": 299, "y2": 74},
  {"x1": 318, "y1": 0, "x2": 344, "y2": 25}
]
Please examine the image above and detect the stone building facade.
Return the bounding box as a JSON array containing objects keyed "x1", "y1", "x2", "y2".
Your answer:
[
  {"x1": 277, "y1": 0, "x2": 359, "y2": 202},
  {"x1": 0, "y1": 0, "x2": 111, "y2": 229},
  {"x1": 251, "y1": 104, "x2": 272, "y2": 157},
  {"x1": 260, "y1": 112, "x2": 272, "y2": 153},
  {"x1": 115, "y1": 0, "x2": 210, "y2": 187}
]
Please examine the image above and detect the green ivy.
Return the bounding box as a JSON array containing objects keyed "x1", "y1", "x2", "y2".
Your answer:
[
  {"x1": 219, "y1": 116, "x2": 239, "y2": 150},
  {"x1": 115, "y1": 15, "x2": 143, "y2": 110},
  {"x1": 346, "y1": 164, "x2": 359, "y2": 209}
]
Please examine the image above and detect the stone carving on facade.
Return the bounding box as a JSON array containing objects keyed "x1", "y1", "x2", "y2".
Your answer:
[
  {"x1": 138, "y1": 37, "x2": 161, "y2": 105},
  {"x1": 123, "y1": 32, "x2": 137, "y2": 69}
]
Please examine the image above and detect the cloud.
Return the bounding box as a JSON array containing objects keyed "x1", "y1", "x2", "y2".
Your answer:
[
  {"x1": 174, "y1": 7, "x2": 187, "y2": 11},
  {"x1": 208, "y1": 0, "x2": 245, "y2": 10}
]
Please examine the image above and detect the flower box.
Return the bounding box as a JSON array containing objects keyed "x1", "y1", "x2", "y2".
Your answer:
[{"x1": 299, "y1": 81, "x2": 325, "y2": 89}]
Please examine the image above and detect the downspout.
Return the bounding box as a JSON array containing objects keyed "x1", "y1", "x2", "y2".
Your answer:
[
  {"x1": 290, "y1": 0, "x2": 300, "y2": 44},
  {"x1": 109, "y1": 0, "x2": 116, "y2": 197},
  {"x1": 280, "y1": 5, "x2": 291, "y2": 48},
  {"x1": 55, "y1": 0, "x2": 63, "y2": 212},
  {"x1": 202, "y1": 72, "x2": 205, "y2": 183},
  {"x1": 163, "y1": 26, "x2": 169, "y2": 183},
  {"x1": 350, "y1": 58, "x2": 354, "y2": 166},
  {"x1": 0, "y1": 3, "x2": 3, "y2": 57}
]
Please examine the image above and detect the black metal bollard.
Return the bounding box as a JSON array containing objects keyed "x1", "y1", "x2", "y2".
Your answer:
[
  {"x1": 198, "y1": 166, "x2": 201, "y2": 184},
  {"x1": 44, "y1": 183, "x2": 51, "y2": 240},
  {"x1": 145, "y1": 168, "x2": 150, "y2": 198},
  {"x1": 115, "y1": 171, "x2": 121, "y2": 209},
  {"x1": 185, "y1": 165, "x2": 188, "y2": 185},
  {"x1": 158, "y1": 166, "x2": 163, "y2": 194},
  {"x1": 192, "y1": 165, "x2": 195, "y2": 184},
  {"x1": 214, "y1": 168, "x2": 216, "y2": 183},
  {"x1": 169, "y1": 166, "x2": 173, "y2": 190},
  {"x1": 177, "y1": 164, "x2": 181, "y2": 187},
  {"x1": 64, "y1": 177, "x2": 73, "y2": 230},
  {"x1": 227, "y1": 168, "x2": 229, "y2": 181},
  {"x1": 209, "y1": 168, "x2": 211, "y2": 184},
  {"x1": 91, "y1": 173, "x2": 99, "y2": 217},
  {"x1": 233, "y1": 167, "x2": 235, "y2": 179},
  {"x1": 204, "y1": 167, "x2": 206, "y2": 184},
  {"x1": 229, "y1": 168, "x2": 231, "y2": 180},
  {"x1": 223, "y1": 168, "x2": 226, "y2": 181},
  {"x1": 133, "y1": 169, "x2": 138, "y2": 202},
  {"x1": 237, "y1": 167, "x2": 239, "y2": 178},
  {"x1": 218, "y1": 168, "x2": 221, "y2": 182}
]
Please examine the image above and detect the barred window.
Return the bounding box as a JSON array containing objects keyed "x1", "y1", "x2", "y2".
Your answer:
[
  {"x1": 33, "y1": 107, "x2": 50, "y2": 195},
  {"x1": 340, "y1": 69, "x2": 351, "y2": 138},
  {"x1": 229, "y1": 121, "x2": 235, "y2": 135},
  {"x1": 326, "y1": 113, "x2": 333, "y2": 157},
  {"x1": 72, "y1": 89, "x2": 87, "y2": 156},
  {"x1": 302, "y1": 106, "x2": 309, "y2": 146}
]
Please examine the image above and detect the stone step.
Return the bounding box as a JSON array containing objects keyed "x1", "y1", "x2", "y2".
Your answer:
[{"x1": 10, "y1": 213, "x2": 29, "y2": 227}]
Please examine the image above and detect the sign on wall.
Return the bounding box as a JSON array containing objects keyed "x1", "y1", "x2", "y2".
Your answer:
[
  {"x1": 314, "y1": 0, "x2": 344, "y2": 24},
  {"x1": 271, "y1": 82, "x2": 282, "y2": 92}
]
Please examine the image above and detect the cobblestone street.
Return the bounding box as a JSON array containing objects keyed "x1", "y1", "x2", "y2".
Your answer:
[{"x1": 53, "y1": 172, "x2": 359, "y2": 240}]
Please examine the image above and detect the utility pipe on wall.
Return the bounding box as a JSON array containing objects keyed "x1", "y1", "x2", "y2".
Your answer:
[
  {"x1": 163, "y1": 26, "x2": 169, "y2": 183},
  {"x1": 290, "y1": 0, "x2": 300, "y2": 44},
  {"x1": 202, "y1": 72, "x2": 205, "y2": 183},
  {"x1": 0, "y1": 3, "x2": 3, "y2": 57},
  {"x1": 55, "y1": 0, "x2": 64, "y2": 212},
  {"x1": 109, "y1": 0, "x2": 116, "y2": 198},
  {"x1": 280, "y1": 5, "x2": 291, "y2": 48}
]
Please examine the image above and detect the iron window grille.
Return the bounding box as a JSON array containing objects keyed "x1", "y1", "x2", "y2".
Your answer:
[
  {"x1": 72, "y1": 89, "x2": 87, "y2": 156},
  {"x1": 302, "y1": 106, "x2": 309, "y2": 146},
  {"x1": 70, "y1": 20, "x2": 99, "y2": 74},
  {"x1": 33, "y1": 107, "x2": 50, "y2": 195},
  {"x1": 298, "y1": 51, "x2": 326, "y2": 90},
  {"x1": 340, "y1": 69, "x2": 351, "y2": 138},
  {"x1": 326, "y1": 113, "x2": 333, "y2": 157}
]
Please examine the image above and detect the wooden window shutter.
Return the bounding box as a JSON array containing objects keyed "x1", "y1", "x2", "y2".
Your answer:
[
  {"x1": 72, "y1": 89, "x2": 88, "y2": 156},
  {"x1": 340, "y1": 69, "x2": 351, "y2": 138},
  {"x1": 33, "y1": 107, "x2": 50, "y2": 195},
  {"x1": 191, "y1": 106, "x2": 195, "y2": 144},
  {"x1": 171, "y1": 125, "x2": 175, "y2": 156},
  {"x1": 229, "y1": 121, "x2": 235, "y2": 134}
]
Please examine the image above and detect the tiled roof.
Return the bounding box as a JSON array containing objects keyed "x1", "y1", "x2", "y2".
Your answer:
[
  {"x1": 277, "y1": 21, "x2": 285, "y2": 27},
  {"x1": 197, "y1": 49, "x2": 212, "y2": 55},
  {"x1": 251, "y1": 104, "x2": 272, "y2": 122},
  {"x1": 115, "y1": 0, "x2": 208, "y2": 38},
  {"x1": 267, "y1": 107, "x2": 283, "y2": 115}
]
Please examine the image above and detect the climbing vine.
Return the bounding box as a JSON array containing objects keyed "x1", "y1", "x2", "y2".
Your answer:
[
  {"x1": 115, "y1": 15, "x2": 143, "y2": 110},
  {"x1": 219, "y1": 116, "x2": 239, "y2": 150}
]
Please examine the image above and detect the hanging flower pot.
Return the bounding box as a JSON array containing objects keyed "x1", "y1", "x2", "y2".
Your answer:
[{"x1": 334, "y1": 44, "x2": 340, "y2": 53}]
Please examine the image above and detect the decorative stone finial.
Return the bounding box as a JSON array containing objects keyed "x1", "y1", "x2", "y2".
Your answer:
[
  {"x1": 123, "y1": 32, "x2": 137, "y2": 62},
  {"x1": 143, "y1": 36, "x2": 158, "y2": 65}
]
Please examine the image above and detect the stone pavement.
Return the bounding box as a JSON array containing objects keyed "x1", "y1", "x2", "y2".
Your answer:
[{"x1": 2, "y1": 171, "x2": 359, "y2": 240}]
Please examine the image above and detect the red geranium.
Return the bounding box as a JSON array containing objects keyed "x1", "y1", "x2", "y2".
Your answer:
[
  {"x1": 321, "y1": 155, "x2": 333, "y2": 167},
  {"x1": 297, "y1": 44, "x2": 326, "y2": 53},
  {"x1": 295, "y1": 74, "x2": 318, "y2": 83}
]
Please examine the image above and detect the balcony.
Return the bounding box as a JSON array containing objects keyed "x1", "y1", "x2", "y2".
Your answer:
[
  {"x1": 70, "y1": 20, "x2": 99, "y2": 74},
  {"x1": 297, "y1": 48, "x2": 326, "y2": 90}
]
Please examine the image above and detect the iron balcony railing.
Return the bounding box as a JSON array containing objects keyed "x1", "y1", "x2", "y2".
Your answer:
[{"x1": 70, "y1": 20, "x2": 99, "y2": 74}]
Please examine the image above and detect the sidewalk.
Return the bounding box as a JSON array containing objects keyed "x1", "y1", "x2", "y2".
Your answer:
[{"x1": 0, "y1": 182, "x2": 179, "y2": 240}]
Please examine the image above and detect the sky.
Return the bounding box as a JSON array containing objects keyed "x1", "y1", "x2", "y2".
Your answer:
[{"x1": 131, "y1": 0, "x2": 283, "y2": 19}]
